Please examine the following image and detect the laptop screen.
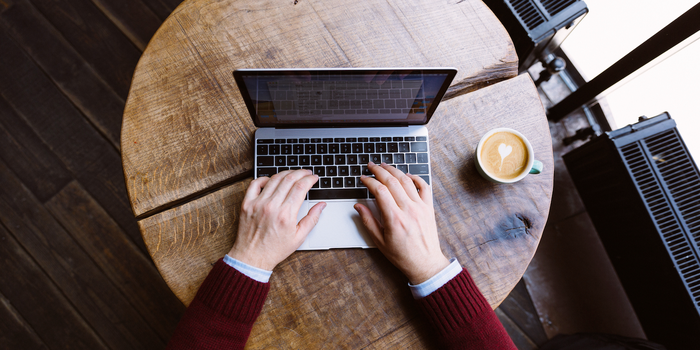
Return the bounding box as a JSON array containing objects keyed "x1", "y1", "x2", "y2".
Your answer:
[{"x1": 233, "y1": 68, "x2": 457, "y2": 127}]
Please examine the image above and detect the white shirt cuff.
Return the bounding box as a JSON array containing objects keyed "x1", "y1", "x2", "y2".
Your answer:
[
  {"x1": 408, "y1": 258, "x2": 462, "y2": 299},
  {"x1": 223, "y1": 255, "x2": 273, "y2": 283}
]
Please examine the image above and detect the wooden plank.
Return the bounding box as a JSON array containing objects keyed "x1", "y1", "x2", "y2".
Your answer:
[
  {"x1": 88, "y1": 0, "x2": 162, "y2": 50},
  {"x1": 0, "y1": 96, "x2": 72, "y2": 202},
  {"x1": 0, "y1": 224, "x2": 107, "y2": 349},
  {"x1": 0, "y1": 0, "x2": 128, "y2": 147},
  {"x1": 497, "y1": 279, "x2": 549, "y2": 346},
  {"x1": 0, "y1": 291, "x2": 46, "y2": 350},
  {"x1": 45, "y1": 180, "x2": 186, "y2": 342},
  {"x1": 121, "y1": 0, "x2": 518, "y2": 217},
  {"x1": 0, "y1": 159, "x2": 167, "y2": 349},
  {"x1": 495, "y1": 308, "x2": 538, "y2": 350},
  {"x1": 0, "y1": 29, "x2": 145, "y2": 253},
  {"x1": 137, "y1": 74, "x2": 552, "y2": 348},
  {"x1": 25, "y1": 0, "x2": 142, "y2": 98}
]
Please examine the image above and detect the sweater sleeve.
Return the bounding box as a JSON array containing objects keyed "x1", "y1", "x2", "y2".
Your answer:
[
  {"x1": 415, "y1": 268, "x2": 517, "y2": 350},
  {"x1": 166, "y1": 258, "x2": 270, "y2": 350}
]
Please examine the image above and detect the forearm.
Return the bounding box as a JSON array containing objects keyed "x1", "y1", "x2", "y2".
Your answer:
[
  {"x1": 414, "y1": 267, "x2": 517, "y2": 350},
  {"x1": 166, "y1": 258, "x2": 270, "y2": 350}
]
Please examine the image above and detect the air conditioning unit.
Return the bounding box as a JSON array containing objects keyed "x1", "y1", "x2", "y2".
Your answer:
[
  {"x1": 482, "y1": 0, "x2": 588, "y2": 73},
  {"x1": 563, "y1": 113, "x2": 700, "y2": 349}
]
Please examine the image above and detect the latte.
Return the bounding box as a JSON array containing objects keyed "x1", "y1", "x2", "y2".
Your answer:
[{"x1": 480, "y1": 131, "x2": 529, "y2": 180}]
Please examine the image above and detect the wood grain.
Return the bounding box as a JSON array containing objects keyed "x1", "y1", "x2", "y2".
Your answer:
[
  {"x1": 138, "y1": 74, "x2": 552, "y2": 348},
  {"x1": 121, "y1": 0, "x2": 518, "y2": 217}
]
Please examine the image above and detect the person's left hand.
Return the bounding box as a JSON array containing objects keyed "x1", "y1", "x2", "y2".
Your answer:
[{"x1": 228, "y1": 169, "x2": 325, "y2": 270}]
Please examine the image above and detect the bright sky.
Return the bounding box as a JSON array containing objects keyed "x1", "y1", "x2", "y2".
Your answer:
[{"x1": 560, "y1": 0, "x2": 700, "y2": 159}]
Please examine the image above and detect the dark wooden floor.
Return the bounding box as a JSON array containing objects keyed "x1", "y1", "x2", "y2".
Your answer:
[{"x1": 0, "y1": 0, "x2": 548, "y2": 348}]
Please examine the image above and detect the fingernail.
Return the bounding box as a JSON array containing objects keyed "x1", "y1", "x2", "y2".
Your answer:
[
  {"x1": 381, "y1": 162, "x2": 387, "y2": 166},
  {"x1": 368, "y1": 161, "x2": 375, "y2": 166}
]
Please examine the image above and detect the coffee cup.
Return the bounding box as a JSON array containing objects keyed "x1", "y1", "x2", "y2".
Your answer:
[{"x1": 475, "y1": 128, "x2": 543, "y2": 184}]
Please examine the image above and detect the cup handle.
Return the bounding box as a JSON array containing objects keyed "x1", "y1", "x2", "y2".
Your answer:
[{"x1": 529, "y1": 160, "x2": 543, "y2": 174}]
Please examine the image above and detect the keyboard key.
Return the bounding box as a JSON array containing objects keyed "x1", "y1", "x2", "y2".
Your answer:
[
  {"x1": 370, "y1": 137, "x2": 380, "y2": 142},
  {"x1": 257, "y1": 167, "x2": 277, "y2": 177},
  {"x1": 312, "y1": 179, "x2": 320, "y2": 188},
  {"x1": 409, "y1": 164, "x2": 429, "y2": 174},
  {"x1": 362, "y1": 166, "x2": 372, "y2": 175},
  {"x1": 406, "y1": 153, "x2": 417, "y2": 163},
  {"x1": 347, "y1": 154, "x2": 358, "y2": 164},
  {"x1": 356, "y1": 177, "x2": 365, "y2": 187},
  {"x1": 350, "y1": 166, "x2": 361, "y2": 176},
  {"x1": 308, "y1": 188, "x2": 367, "y2": 200},
  {"x1": 323, "y1": 155, "x2": 334, "y2": 165},
  {"x1": 320, "y1": 178, "x2": 332, "y2": 188},
  {"x1": 338, "y1": 166, "x2": 349, "y2": 176},
  {"x1": 335, "y1": 155, "x2": 345, "y2": 165},
  {"x1": 318, "y1": 144, "x2": 327, "y2": 154},
  {"x1": 287, "y1": 156, "x2": 298, "y2": 166},
  {"x1": 345, "y1": 177, "x2": 355, "y2": 187},
  {"x1": 375, "y1": 143, "x2": 386, "y2": 152},
  {"x1": 275, "y1": 139, "x2": 285, "y2": 143},
  {"x1": 257, "y1": 156, "x2": 274, "y2": 166},
  {"x1": 311, "y1": 138, "x2": 322, "y2": 143},
  {"x1": 392, "y1": 137, "x2": 403, "y2": 141},
  {"x1": 411, "y1": 142, "x2": 428, "y2": 152},
  {"x1": 257, "y1": 145, "x2": 268, "y2": 155},
  {"x1": 326, "y1": 166, "x2": 338, "y2": 176},
  {"x1": 270, "y1": 145, "x2": 280, "y2": 154},
  {"x1": 311, "y1": 155, "x2": 322, "y2": 165},
  {"x1": 275, "y1": 156, "x2": 286, "y2": 166},
  {"x1": 305, "y1": 144, "x2": 316, "y2": 154},
  {"x1": 281, "y1": 145, "x2": 292, "y2": 154},
  {"x1": 278, "y1": 167, "x2": 289, "y2": 172},
  {"x1": 419, "y1": 175, "x2": 430, "y2": 185},
  {"x1": 287, "y1": 138, "x2": 298, "y2": 143},
  {"x1": 382, "y1": 154, "x2": 393, "y2": 164},
  {"x1": 370, "y1": 154, "x2": 382, "y2": 163},
  {"x1": 289, "y1": 167, "x2": 301, "y2": 170},
  {"x1": 293, "y1": 144, "x2": 304, "y2": 154},
  {"x1": 334, "y1": 138, "x2": 345, "y2": 142},
  {"x1": 393, "y1": 154, "x2": 405, "y2": 164},
  {"x1": 364, "y1": 143, "x2": 375, "y2": 153},
  {"x1": 416, "y1": 136, "x2": 427, "y2": 141},
  {"x1": 302, "y1": 166, "x2": 313, "y2": 171},
  {"x1": 387, "y1": 143, "x2": 398, "y2": 152},
  {"x1": 352, "y1": 143, "x2": 363, "y2": 153},
  {"x1": 329, "y1": 144, "x2": 340, "y2": 153},
  {"x1": 398, "y1": 143, "x2": 410, "y2": 152},
  {"x1": 359, "y1": 154, "x2": 370, "y2": 164},
  {"x1": 397, "y1": 164, "x2": 408, "y2": 173},
  {"x1": 341, "y1": 143, "x2": 352, "y2": 153},
  {"x1": 314, "y1": 167, "x2": 325, "y2": 177},
  {"x1": 358, "y1": 137, "x2": 369, "y2": 142},
  {"x1": 299, "y1": 138, "x2": 310, "y2": 143},
  {"x1": 381, "y1": 137, "x2": 391, "y2": 142},
  {"x1": 417, "y1": 153, "x2": 429, "y2": 163},
  {"x1": 299, "y1": 156, "x2": 310, "y2": 166},
  {"x1": 405, "y1": 137, "x2": 415, "y2": 141},
  {"x1": 346, "y1": 137, "x2": 357, "y2": 142},
  {"x1": 332, "y1": 177, "x2": 344, "y2": 188},
  {"x1": 322, "y1": 138, "x2": 333, "y2": 142},
  {"x1": 258, "y1": 139, "x2": 274, "y2": 144}
]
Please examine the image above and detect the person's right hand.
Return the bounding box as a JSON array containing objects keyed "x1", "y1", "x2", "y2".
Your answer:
[{"x1": 354, "y1": 162, "x2": 450, "y2": 285}]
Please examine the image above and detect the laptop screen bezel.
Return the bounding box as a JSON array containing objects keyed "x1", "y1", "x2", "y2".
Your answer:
[{"x1": 232, "y1": 68, "x2": 457, "y2": 128}]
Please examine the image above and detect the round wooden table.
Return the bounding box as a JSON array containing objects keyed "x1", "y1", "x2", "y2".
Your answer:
[{"x1": 121, "y1": 0, "x2": 553, "y2": 347}]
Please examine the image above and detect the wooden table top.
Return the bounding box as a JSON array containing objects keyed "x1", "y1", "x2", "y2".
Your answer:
[{"x1": 121, "y1": 0, "x2": 553, "y2": 348}]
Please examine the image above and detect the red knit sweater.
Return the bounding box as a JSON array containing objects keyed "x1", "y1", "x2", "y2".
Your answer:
[{"x1": 166, "y1": 259, "x2": 516, "y2": 349}]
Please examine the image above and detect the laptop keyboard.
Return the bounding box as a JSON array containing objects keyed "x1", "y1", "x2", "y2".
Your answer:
[{"x1": 256, "y1": 136, "x2": 430, "y2": 200}]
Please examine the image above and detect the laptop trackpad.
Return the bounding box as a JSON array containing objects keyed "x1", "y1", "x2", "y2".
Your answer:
[{"x1": 297, "y1": 200, "x2": 381, "y2": 250}]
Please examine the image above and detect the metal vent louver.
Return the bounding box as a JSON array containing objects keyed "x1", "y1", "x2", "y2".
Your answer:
[
  {"x1": 540, "y1": 0, "x2": 577, "y2": 17},
  {"x1": 509, "y1": 0, "x2": 545, "y2": 30},
  {"x1": 620, "y1": 130, "x2": 700, "y2": 309}
]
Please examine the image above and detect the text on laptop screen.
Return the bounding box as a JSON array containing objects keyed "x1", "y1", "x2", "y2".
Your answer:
[{"x1": 235, "y1": 69, "x2": 456, "y2": 127}]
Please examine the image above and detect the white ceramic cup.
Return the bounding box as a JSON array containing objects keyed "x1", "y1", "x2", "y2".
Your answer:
[{"x1": 475, "y1": 127, "x2": 543, "y2": 184}]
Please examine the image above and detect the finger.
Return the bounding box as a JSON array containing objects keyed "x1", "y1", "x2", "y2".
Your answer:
[
  {"x1": 368, "y1": 162, "x2": 412, "y2": 207},
  {"x1": 296, "y1": 202, "x2": 327, "y2": 237},
  {"x1": 263, "y1": 169, "x2": 312, "y2": 202},
  {"x1": 354, "y1": 203, "x2": 385, "y2": 246},
  {"x1": 360, "y1": 174, "x2": 400, "y2": 215},
  {"x1": 409, "y1": 174, "x2": 433, "y2": 204},
  {"x1": 257, "y1": 169, "x2": 293, "y2": 199},
  {"x1": 243, "y1": 176, "x2": 270, "y2": 204},
  {"x1": 282, "y1": 173, "x2": 318, "y2": 207},
  {"x1": 379, "y1": 163, "x2": 422, "y2": 202}
]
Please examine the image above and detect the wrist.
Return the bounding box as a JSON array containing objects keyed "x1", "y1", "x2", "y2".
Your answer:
[
  {"x1": 406, "y1": 255, "x2": 450, "y2": 285},
  {"x1": 227, "y1": 247, "x2": 276, "y2": 271}
]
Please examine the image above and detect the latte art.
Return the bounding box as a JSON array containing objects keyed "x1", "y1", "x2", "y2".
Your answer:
[{"x1": 480, "y1": 131, "x2": 528, "y2": 179}]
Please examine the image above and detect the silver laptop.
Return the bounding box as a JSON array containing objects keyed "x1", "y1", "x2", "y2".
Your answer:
[{"x1": 233, "y1": 68, "x2": 457, "y2": 250}]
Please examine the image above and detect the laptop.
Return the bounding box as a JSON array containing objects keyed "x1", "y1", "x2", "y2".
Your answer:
[{"x1": 233, "y1": 68, "x2": 457, "y2": 250}]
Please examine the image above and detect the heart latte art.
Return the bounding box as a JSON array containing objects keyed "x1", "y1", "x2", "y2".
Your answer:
[{"x1": 480, "y1": 131, "x2": 529, "y2": 180}]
